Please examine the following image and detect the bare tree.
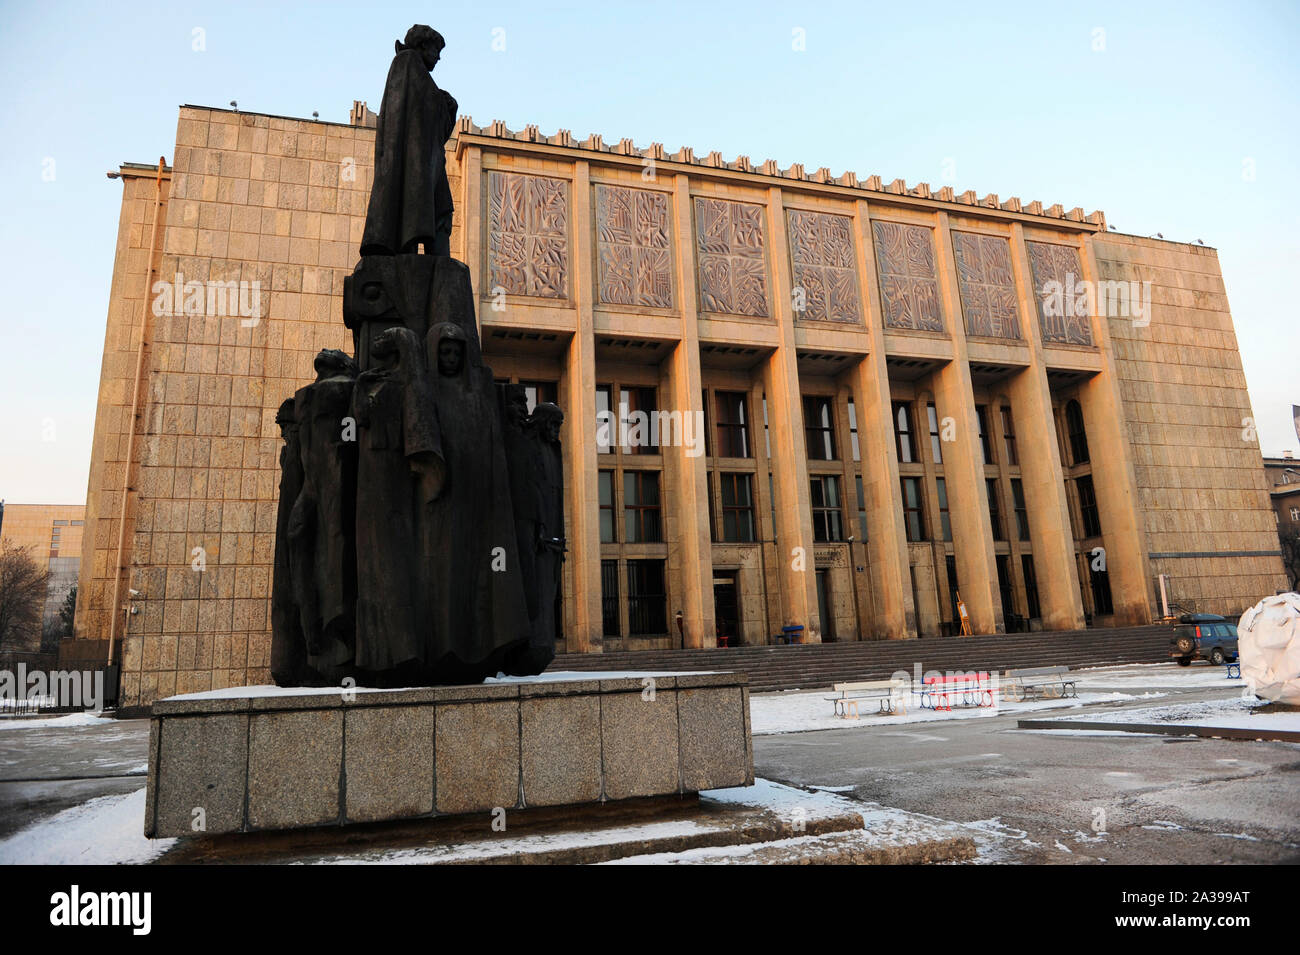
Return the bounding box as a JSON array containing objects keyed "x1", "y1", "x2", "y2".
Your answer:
[
  {"x1": 1281, "y1": 526, "x2": 1300, "y2": 592},
  {"x1": 0, "y1": 540, "x2": 49, "y2": 652}
]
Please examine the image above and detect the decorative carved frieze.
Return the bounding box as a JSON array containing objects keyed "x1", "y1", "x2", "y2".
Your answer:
[
  {"x1": 787, "y1": 209, "x2": 860, "y2": 323},
  {"x1": 694, "y1": 197, "x2": 769, "y2": 317},
  {"x1": 595, "y1": 184, "x2": 673, "y2": 308},
  {"x1": 487, "y1": 171, "x2": 569, "y2": 299},
  {"x1": 1026, "y1": 240, "x2": 1093, "y2": 346},
  {"x1": 951, "y1": 231, "x2": 1021, "y2": 339},
  {"x1": 872, "y1": 220, "x2": 943, "y2": 332}
]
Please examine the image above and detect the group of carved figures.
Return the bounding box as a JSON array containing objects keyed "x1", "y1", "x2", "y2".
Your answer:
[
  {"x1": 270, "y1": 330, "x2": 565, "y2": 687},
  {"x1": 270, "y1": 257, "x2": 564, "y2": 687},
  {"x1": 271, "y1": 24, "x2": 564, "y2": 688}
]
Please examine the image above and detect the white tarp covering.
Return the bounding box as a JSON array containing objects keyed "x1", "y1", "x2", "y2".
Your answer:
[{"x1": 1237, "y1": 592, "x2": 1300, "y2": 705}]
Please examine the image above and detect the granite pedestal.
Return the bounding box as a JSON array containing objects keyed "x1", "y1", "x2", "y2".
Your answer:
[{"x1": 144, "y1": 671, "x2": 752, "y2": 838}]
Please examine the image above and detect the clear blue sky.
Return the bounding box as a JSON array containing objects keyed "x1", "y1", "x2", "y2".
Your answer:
[{"x1": 1, "y1": 0, "x2": 1297, "y2": 504}]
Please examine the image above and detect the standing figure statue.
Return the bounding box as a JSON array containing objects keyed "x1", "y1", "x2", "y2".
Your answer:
[{"x1": 361, "y1": 24, "x2": 458, "y2": 257}]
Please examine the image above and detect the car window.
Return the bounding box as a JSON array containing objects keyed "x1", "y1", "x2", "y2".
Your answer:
[{"x1": 1220, "y1": 624, "x2": 1238, "y2": 640}]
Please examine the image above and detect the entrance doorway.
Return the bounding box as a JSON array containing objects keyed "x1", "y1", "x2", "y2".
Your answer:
[
  {"x1": 713, "y1": 573, "x2": 739, "y2": 647},
  {"x1": 815, "y1": 568, "x2": 835, "y2": 641}
]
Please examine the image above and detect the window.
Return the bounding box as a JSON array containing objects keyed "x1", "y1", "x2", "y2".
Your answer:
[
  {"x1": 936, "y1": 477, "x2": 952, "y2": 542},
  {"x1": 1066, "y1": 400, "x2": 1089, "y2": 465},
  {"x1": 893, "y1": 402, "x2": 915, "y2": 463},
  {"x1": 1011, "y1": 478, "x2": 1030, "y2": 539},
  {"x1": 977, "y1": 405, "x2": 994, "y2": 465},
  {"x1": 848, "y1": 398, "x2": 861, "y2": 462},
  {"x1": 855, "y1": 475, "x2": 869, "y2": 541},
  {"x1": 927, "y1": 403, "x2": 943, "y2": 465},
  {"x1": 1077, "y1": 475, "x2": 1102, "y2": 538},
  {"x1": 598, "y1": 470, "x2": 616, "y2": 542},
  {"x1": 1021, "y1": 554, "x2": 1041, "y2": 619},
  {"x1": 762, "y1": 395, "x2": 771, "y2": 457},
  {"x1": 1291, "y1": 506, "x2": 1300, "y2": 522},
  {"x1": 987, "y1": 478, "x2": 1005, "y2": 541},
  {"x1": 624, "y1": 471, "x2": 662, "y2": 542},
  {"x1": 803, "y1": 396, "x2": 837, "y2": 461},
  {"x1": 996, "y1": 554, "x2": 1015, "y2": 619},
  {"x1": 715, "y1": 392, "x2": 751, "y2": 458},
  {"x1": 54, "y1": 520, "x2": 68, "y2": 526},
  {"x1": 901, "y1": 477, "x2": 926, "y2": 542},
  {"x1": 810, "y1": 475, "x2": 844, "y2": 542},
  {"x1": 596, "y1": 384, "x2": 613, "y2": 454},
  {"x1": 620, "y1": 386, "x2": 659, "y2": 454},
  {"x1": 720, "y1": 473, "x2": 756, "y2": 542},
  {"x1": 600, "y1": 560, "x2": 620, "y2": 636},
  {"x1": 520, "y1": 380, "x2": 557, "y2": 413},
  {"x1": 627, "y1": 560, "x2": 667, "y2": 635},
  {"x1": 1000, "y1": 406, "x2": 1018, "y2": 467}
]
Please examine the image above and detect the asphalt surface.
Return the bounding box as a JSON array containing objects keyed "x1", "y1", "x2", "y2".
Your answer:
[{"x1": 755, "y1": 680, "x2": 1300, "y2": 863}]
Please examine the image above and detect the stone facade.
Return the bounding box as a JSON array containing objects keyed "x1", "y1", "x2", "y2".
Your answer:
[{"x1": 75, "y1": 106, "x2": 1288, "y2": 710}]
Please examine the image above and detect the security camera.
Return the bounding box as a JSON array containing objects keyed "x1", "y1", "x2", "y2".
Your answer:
[{"x1": 128, "y1": 589, "x2": 142, "y2": 597}]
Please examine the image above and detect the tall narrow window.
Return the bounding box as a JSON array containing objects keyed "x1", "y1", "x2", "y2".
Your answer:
[
  {"x1": 720, "y1": 473, "x2": 756, "y2": 542},
  {"x1": 762, "y1": 395, "x2": 771, "y2": 457},
  {"x1": 803, "y1": 396, "x2": 837, "y2": 461},
  {"x1": 520, "y1": 380, "x2": 557, "y2": 413},
  {"x1": 893, "y1": 402, "x2": 915, "y2": 463},
  {"x1": 855, "y1": 475, "x2": 868, "y2": 541},
  {"x1": 936, "y1": 477, "x2": 952, "y2": 542},
  {"x1": 600, "y1": 559, "x2": 620, "y2": 636},
  {"x1": 987, "y1": 478, "x2": 1005, "y2": 541},
  {"x1": 1000, "y1": 406, "x2": 1018, "y2": 467},
  {"x1": 1011, "y1": 478, "x2": 1030, "y2": 539},
  {"x1": 624, "y1": 471, "x2": 662, "y2": 542},
  {"x1": 996, "y1": 555, "x2": 1015, "y2": 620},
  {"x1": 1077, "y1": 474, "x2": 1102, "y2": 537},
  {"x1": 596, "y1": 384, "x2": 613, "y2": 454},
  {"x1": 977, "y1": 405, "x2": 994, "y2": 465},
  {"x1": 598, "y1": 470, "x2": 616, "y2": 542},
  {"x1": 715, "y1": 392, "x2": 751, "y2": 458},
  {"x1": 1066, "y1": 399, "x2": 1090, "y2": 465},
  {"x1": 810, "y1": 475, "x2": 844, "y2": 542},
  {"x1": 848, "y1": 398, "x2": 861, "y2": 462},
  {"x1": 627, "y1": 560, "x2": 667, "y2": 635},
  {"x1": 901, "y1": 477, "x2": 926, "y2": 542},
  {"x1": 1021, "y1": 554, "x2": 1042, "y2": 619},
  {"x1": 927, "y1": 403, "x2": 943, "y2": 465},
  {"x1": 620, "y1": 386, "x2": 660, "y2": 454}
]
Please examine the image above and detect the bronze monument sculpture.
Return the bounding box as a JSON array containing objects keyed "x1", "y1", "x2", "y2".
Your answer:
[{"x1": 270, "y1": 25, "x2": 565, "y2": 687}]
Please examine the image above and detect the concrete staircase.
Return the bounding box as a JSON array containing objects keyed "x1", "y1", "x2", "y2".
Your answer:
[{"x1": 551, "y1": 624, "x2": 1173, "y2": 693}]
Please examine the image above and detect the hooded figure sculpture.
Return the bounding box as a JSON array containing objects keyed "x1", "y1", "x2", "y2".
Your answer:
[
  {"x1": 423, "y1": 322, "x2": 530, "y2": 681},
  {"x1": 360, "y1": 24, "x2": 458, "y2": 257}
]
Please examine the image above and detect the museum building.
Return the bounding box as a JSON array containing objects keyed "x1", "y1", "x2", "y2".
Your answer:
[{"x1": 72, "y1": 104, "x2": 1287, "y2": 708}]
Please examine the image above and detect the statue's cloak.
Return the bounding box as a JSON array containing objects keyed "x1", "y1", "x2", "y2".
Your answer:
[{"x1": 360, "y1": 48, "x2": 457, "y2": 256}]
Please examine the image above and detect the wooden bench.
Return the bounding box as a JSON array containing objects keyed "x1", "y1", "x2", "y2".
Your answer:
[
  {"x1": 920, "y1": 672, "x2": 994, "y2": 711},
  {"x1": 1002, "y1": 666, "x2": 1077, "y2": 702},
  {"x1": 824, "y1": 679, "x2": 909, "y2": 718}
]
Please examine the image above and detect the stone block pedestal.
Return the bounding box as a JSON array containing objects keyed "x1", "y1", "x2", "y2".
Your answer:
[{"x1": 144, "y1": 671, "x2": 753, "y2": 838}]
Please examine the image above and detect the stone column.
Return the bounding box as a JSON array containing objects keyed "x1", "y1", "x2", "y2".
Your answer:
[
  {"x1": 933, "y1": 213, "x2": 1002, "y2": 634},
  {"x1": 663, "y1": 174, "x2": 716, "y2": 648},
  {"x1": 561, "y1": 161, "x2": 604, "y2": 652},
  {"x1": 763, "y1": 186, "x2": 819, "y2": 635},
  {"x1": 1006, "y1": 223, "x2": 1087, "y2": 631},
  {"x1": 1076, "y1": 237, "x2": 1152, "y2": 624},
  {"x1": 849, "y1": 199, "x2": 915, "y2": 639}
]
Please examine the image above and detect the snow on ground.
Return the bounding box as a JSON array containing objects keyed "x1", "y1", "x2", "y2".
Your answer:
[
  {"x1": 749, "y1": 687, "x2": 1156, "y2": 736},
  {"x1": 1055, "y1": 696, "x2": 1300, "y2": 733},
  {"x1": 0, "y1": 711, "x2": 116, "y2": 731},
  {"x1": 0, "y1": 788, "x2": 173, "y2": 865},
  {"x1": 1073, "y1": 662, "x2": 1244, "y2": 689}
]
